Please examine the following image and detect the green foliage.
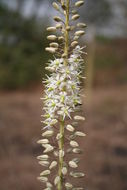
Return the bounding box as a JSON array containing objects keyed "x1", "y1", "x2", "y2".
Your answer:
[{"x1": 0, "y1": 2, "x2": 49, "y2": 89}]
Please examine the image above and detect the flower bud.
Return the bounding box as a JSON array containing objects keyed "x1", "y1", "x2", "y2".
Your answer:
[
  {"x1": 75, "y1": 1, "x2": 84, "y2": 7},
  {"x1": 66, "y1": 26, "x2": 71, "y2": 31},
  {"x1": 70, "y1": 171, "x2": 85, "y2": 178},
  {"x1": 73, "y1": 36, "x2": 80, "y2": 40},
  {"x1": 40, "y1": 170, "x2": 50, "y2": 176},
  {"x1": 38, "y1": 161, "x2": 49, "y2": 167},
  {"x1": 46, "y1": 182, "x2": 53, "y2": 188},
  {"x1": 47, "y1": 26, "x2": 56, "y2": 32},
  {"x1": 74, "y1": 31, "x2": 85, "y2": 36},
  {"x1": 56, "y1": 23, "x2": 62, "y2": 29},
  {"x1": 70, "y1": 140, "x2": 79, "y2": 147},
  {"x1": 50, "y1": 42, "x2": 59, "y2": 48},
  {"x1": 46, "y1": 49, "x2": 55, "y2": 54},
  {"x1": 37, "y1": 139, "x2": 49, "y2": 144},
  {"x1": 47, "y1": 35, "x2": 57, "y2": 41},
  {"x1": 52, "y1": 2, "x2": 60, "y2": 11},
  {"x1": 43, "y1": 145, "x2": 54, "y2": 153},
  {"x1": 69, "y1": 161, "x2": 78, "y2": 168},
  {"x1": 54, "y1": 16, "x2": 62, "y2": 22},
  {"x1": 71, "y1": 41, "x2": 78, "y2": 47},
  {"x1": 72, "y1": 14, "x2": 80, "y2": 20},
  {"x1": 66, "y1": 124, "x2": 75, "y2": 132},
  {"x1": 62, "y1": 167, "x2": 68, "y2": 175},
  {"x1": 71, "y1": 10, "x2": 78, "y2": 14},
  {"x1": 77, "y1": 22, "x2": 87, "y2": 28},
  {"x1": 56, "y1": 133, "x2": 63, "y2": 140},
  {"x1": 54, "y1": 176, "x2": 60, "y2": 185},
  {"x1": 75, "y1": 131, "x2": 86, "y2": 137},
  {"x1": 65, "y1": 182, "x2": 73, "y2": 189},
  {"x1": 45, "y1": 66, "x2": 55, "y2": 72},
  {"x1": 74, "y1": 115, "x2": 85, "y2": 121},
  {"x1": 42, "y1": 130, "x2": 54, "y2": 137},
  {"x1": 62, "y1": 53, "x2": 67, "y2": 58},
  {"x1": 37, "y1": 155, "x2": 49, "y2": 161},
  {"x1": 37, "y1": 176, "x2": 48, "y2": 183},
  {"x1": 61, "y1": 3, "x2": 66, "y2": 10},
  {"x1": 73, "y1": 148, "x2": 82, "y2": 154},
  {"x1": 58, "y1": 36, "x2": 64, "y2": 41},
  {"x1": 49, "y1": 161, "x2": 57, "y2": 169}
]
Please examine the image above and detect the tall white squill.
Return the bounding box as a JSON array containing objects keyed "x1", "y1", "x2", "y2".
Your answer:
[{"x1": 37, "y1": 1, "x2": 87, "y2": 189}]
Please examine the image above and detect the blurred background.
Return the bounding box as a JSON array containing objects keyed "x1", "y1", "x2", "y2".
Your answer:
[{"x1": 0, "y1": 0, "x2": 127, "y2": 190}]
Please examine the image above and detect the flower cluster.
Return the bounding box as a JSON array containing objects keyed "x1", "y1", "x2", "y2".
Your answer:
[
  {"x1": 37, "y1": 1, "x2": 87, "y2": 189},
  {"x1": 43, "y1": 45, "x2": 84, "y2": 129}
]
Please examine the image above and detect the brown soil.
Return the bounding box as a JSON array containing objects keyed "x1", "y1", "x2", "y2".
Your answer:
[{"x1": 0, "y1": 85, "x2": 127, "y2": 190}]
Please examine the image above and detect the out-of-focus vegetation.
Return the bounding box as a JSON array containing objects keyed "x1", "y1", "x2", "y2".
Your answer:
[
  {"x1": 94, "y1": 37, "x2": 127, "y2": 86},
  {"x1": 0, "y1": 0, "x2": 126, "y2": 90},
  {"x1": 81, "y1": 0, "x2": 111, "y2": 25},
  {"x1": 0, "y1": 3, "x2": 50, "y2": 89}
]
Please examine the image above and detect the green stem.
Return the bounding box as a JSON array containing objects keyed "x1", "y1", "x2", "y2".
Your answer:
[
  {"x1": 57, "y1": 1, "x2": 70, "y2": 190},
  {"x1": 57, "y1": 119, "x2": 65, "y2": 190},
  {"x1": 64, "y1": 0, "x2": 70, "y2": 65}
]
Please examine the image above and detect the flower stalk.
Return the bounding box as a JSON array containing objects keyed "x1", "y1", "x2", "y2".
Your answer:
[
  {"x1": 64, "y1": 0, "x2": 70, "y2": 63},
  {"x1": 58, "y1": 118, "x2": 64, "y2": 190},
  {"x1": 58, "y1": 2, "x2": 70, "y2": 189},
  {"x1": 37, "y1": 0, "x2": 87, "y2": 189}
]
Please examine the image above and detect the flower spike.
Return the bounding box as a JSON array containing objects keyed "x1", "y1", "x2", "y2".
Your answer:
[{"x1": 38, "y1": 0, "x2": 87, "y2": 189}]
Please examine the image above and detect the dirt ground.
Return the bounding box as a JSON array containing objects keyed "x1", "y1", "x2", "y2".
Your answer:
[{"x1": 0, "y1": 85, "x2": 127, "y2": 190}]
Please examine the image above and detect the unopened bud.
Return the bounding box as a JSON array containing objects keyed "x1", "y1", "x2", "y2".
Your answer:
[
  {"x1": 45, "y1": 47, "x2": 56, "y2": 53},
  {"x1": 37, "y1": 176, "x2": 48, "y2": 183},
  {"x1": 49, "y1": 161, "x2": 57, "y2": 169},
  {"x1": 61, "y1": 3, "x2": 66, "y2": 10},
  {"x1": 69, "y1": 161, "x2": 78, "y2": 168},
  {"x1": 70, "y1": 140, "x2": 79, "y2": 147},
  {"x1": 65, "y1": 182, "x2": 73, "y2": 189},
  {"x1": 77, "y1": 22, "x2": 87, "y2": 28},
  {"x1": 54, "y1": 16, "x2": 62, "y2": 22},
  {"x1": 40, "y1": 170, "x2": 50, "y2": 176},
  {"x1": 74, "y1": 115, "x2": 85, "y2": 121},
  {"x1": 54, "y1": 176, "x2": 60, "y2": 185},
  {"x1": 72, "y1": 10, "x2": 78, "y2": 14},
  {"x1": 47, "y1": 35, "x2": 57, "y2": 41},
  {"x1": 52, "y1": 2, "x2": 60, "y2": 11},
  {"x1": 47, "y1": 27, "x2": 56, "y2": 32},
  {"x1": 56, "y1": 23, "x2": 62, "y2": 29},
  {"x1": 71, "y1": 41, "x2": 78, "y2": 47},
  {"x1": 50, "y1": 42, "x2": 59, "y2": 48},
  {"x1": 37, "y1": 139, "x2": 49, "y2": 144},
  {"x1": 75, "y1": 1, "x2": 84, "y2": 7},
  {"x1": 66, "y1": 26, "x2": 71, "y2": 31},
  {"x1": 75, "y1": 30, "x2": 85, "y2": 36},
  {"x1": 66, "y1": 124, "x2": 75, "y2": 132},
  {"x1": 75, "y1": 131, "x2": 86, "y2": 137},
  {"x1": 74, "y1": 36, "x2": 80, "y2": 40},
  {"x1": 58, "y1": 36, "x2": 64, "y2": 41},
  {"x1": 72, "y1": 14, "x2": 80, "y2": 20},
  {"x1": 42, "y1": 130, "x2": 54, "y2": 137},
  {"x1": 62, "y1": 53, "x2": 67, "y2": 58}
]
